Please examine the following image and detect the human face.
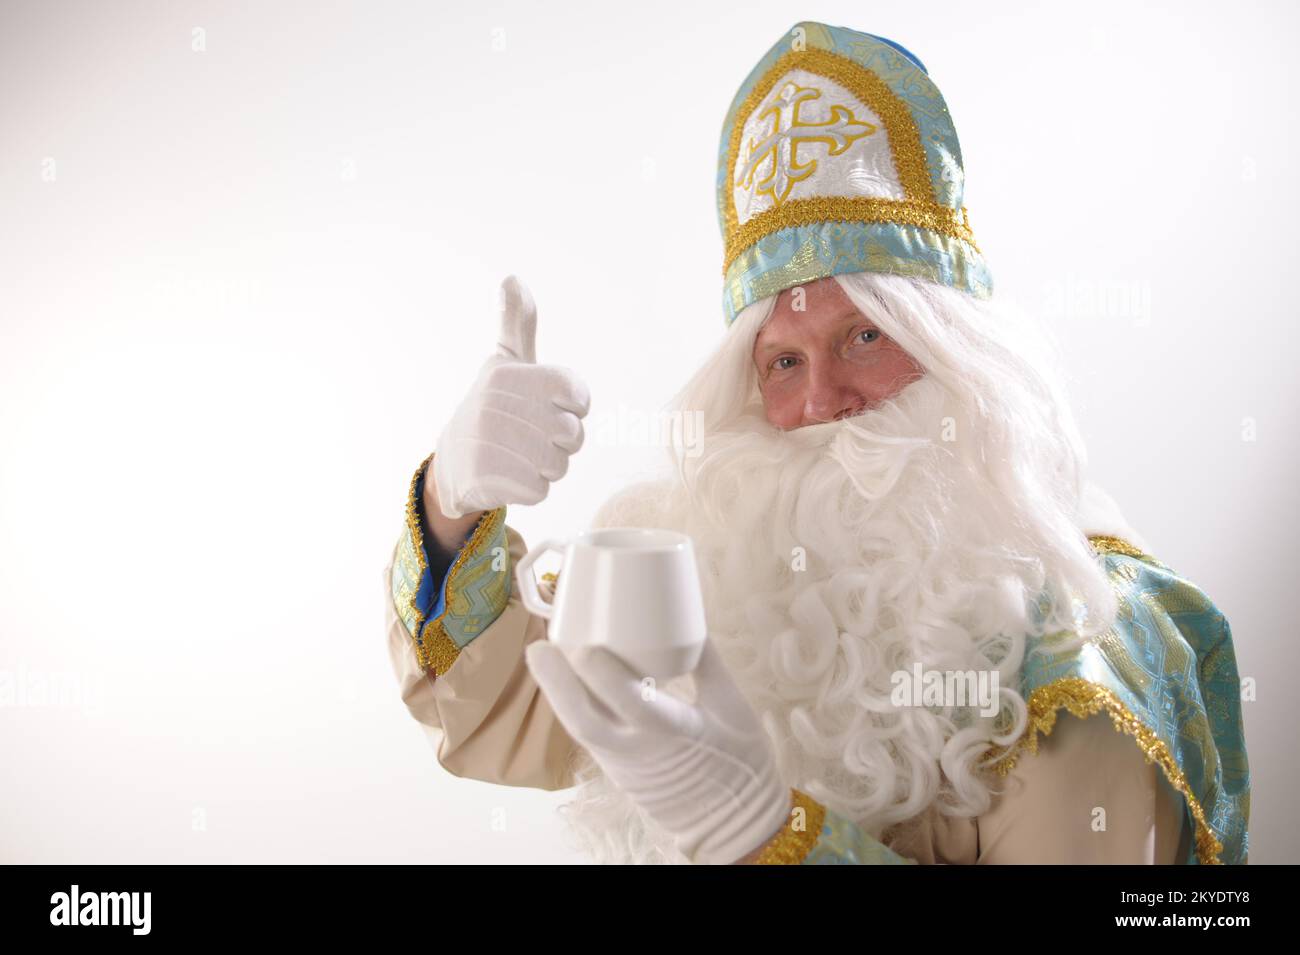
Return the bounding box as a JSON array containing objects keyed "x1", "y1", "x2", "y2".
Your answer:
[{"x1": 752, "y1": 276, "x2": 926, "y2": 430}]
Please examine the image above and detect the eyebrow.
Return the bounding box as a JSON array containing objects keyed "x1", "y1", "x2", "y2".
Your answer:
[{"x1": 754, "y1": 309, "x2": 873, "y2": 359}]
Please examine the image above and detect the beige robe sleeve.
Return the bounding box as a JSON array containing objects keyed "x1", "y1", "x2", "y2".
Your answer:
[
  {"x1": 884, "y1": 712, "x2": 1190, "y2": 864},
  {"x1": 383, "y1": 523, "x2": 580, "y2": 791}
]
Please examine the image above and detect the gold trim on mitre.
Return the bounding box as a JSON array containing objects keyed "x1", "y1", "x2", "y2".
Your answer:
[{"x1": 723, "y1": 46, "x2": 979, "y2": 273}]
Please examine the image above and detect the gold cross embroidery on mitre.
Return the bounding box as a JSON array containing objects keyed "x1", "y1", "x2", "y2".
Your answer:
[{"x1": 734, "y1": 80, "x2": 879, "y2": 209}]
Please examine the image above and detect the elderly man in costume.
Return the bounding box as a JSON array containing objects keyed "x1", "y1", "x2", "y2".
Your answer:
[{"x1": 383, "y1": 21, "x2": 1250, "y2": 865}]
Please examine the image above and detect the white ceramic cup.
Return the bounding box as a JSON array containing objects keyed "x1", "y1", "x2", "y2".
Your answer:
[{"x1": 515, "y1": 527, "x2": 708, "y2": 681}]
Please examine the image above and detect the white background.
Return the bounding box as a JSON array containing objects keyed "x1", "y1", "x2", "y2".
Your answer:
[{"x1": 1, "y1": 0, "x2": 1295, "y2": 863}]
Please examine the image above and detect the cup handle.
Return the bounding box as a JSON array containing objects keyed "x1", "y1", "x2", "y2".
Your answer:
[{"x1": 515, "y1": 537, "x2": 565, "y2": 620}]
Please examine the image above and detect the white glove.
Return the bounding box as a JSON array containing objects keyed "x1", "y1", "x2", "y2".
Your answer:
[
  {"x1": 524, "y1": 637, "x2": 793, "y2": 865},
  {"x1": 432, "y1": 275, "x2": 591, "y2": 519}
]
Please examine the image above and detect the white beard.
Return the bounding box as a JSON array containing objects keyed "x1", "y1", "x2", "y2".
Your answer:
[{"x1": 557, "y1": 376, "x2": 1099, "y2": 863}]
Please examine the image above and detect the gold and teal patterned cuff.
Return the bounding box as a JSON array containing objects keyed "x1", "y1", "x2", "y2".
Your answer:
[
  {"x1": 755, "y1": 788, "x2": 917, "y2": 865},
  {"x1": 390, "y1": 454, "x2": 512, "y2": 676}
]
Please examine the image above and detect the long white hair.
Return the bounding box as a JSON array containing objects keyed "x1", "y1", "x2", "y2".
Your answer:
[{"x1": 557, "y1": 271, "x2": 1117, "y2": 864}]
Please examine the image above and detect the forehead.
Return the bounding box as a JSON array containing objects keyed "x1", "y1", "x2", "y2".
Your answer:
[
  {"x1": 755, "y1": 278, "x2": 861, "y2": 347},
  {"x1": 776, "y1": 276, "x2": 851, "y2": 312}
]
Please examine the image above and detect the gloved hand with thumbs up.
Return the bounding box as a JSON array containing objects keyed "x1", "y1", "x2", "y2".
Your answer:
[{"x1": 431, "y1": 275, "x2": 591, "y2": 520}]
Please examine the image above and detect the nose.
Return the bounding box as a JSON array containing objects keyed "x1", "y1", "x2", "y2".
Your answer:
[{"x1": 803, "y1": 359, "x2": 866, "y2": 424}]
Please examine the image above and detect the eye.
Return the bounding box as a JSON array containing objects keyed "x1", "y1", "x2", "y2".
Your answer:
[
  {"x1": 770, "y1": 356, "x2": 799, "y2": 372},
  {"x1": 856, "y1": 328, "x2": 880, "y2": 345}
]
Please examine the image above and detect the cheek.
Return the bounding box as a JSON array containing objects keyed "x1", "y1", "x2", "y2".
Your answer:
[
  {"x1": 759, "y1": 381, "x2": 803, "y2": 428},
  {"x1": 870, "y1": 346, "x2": 925, "y2": 395}
]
